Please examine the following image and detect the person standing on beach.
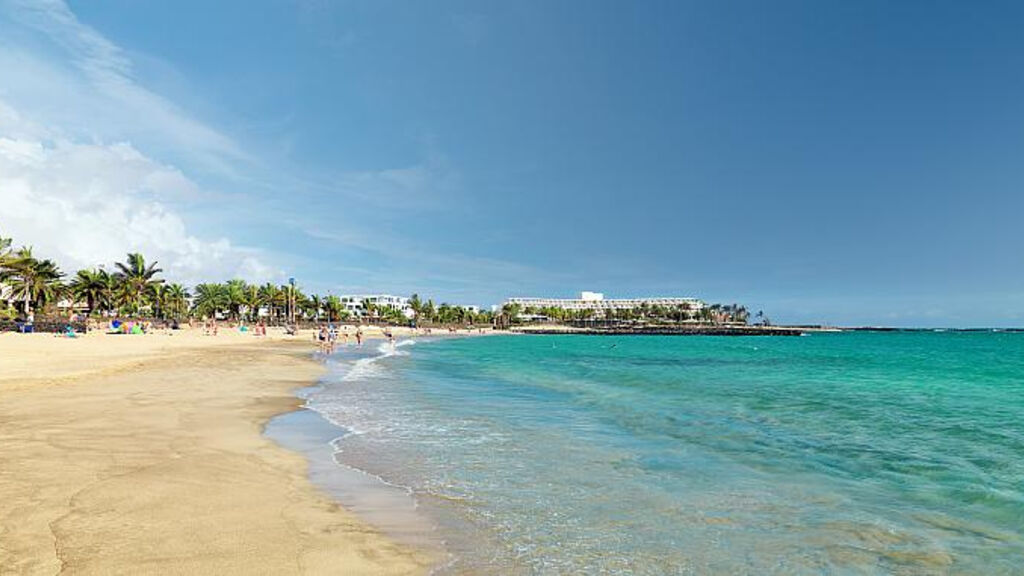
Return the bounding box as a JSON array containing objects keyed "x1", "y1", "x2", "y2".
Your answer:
[
  {"x1": 317, "y1": 326, "x2": 327, "y2": 353},
  {"x1": 328, "y1": 325, "x2": 338, "y2": 354}
]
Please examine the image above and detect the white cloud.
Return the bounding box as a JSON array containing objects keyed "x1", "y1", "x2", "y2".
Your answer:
[
  {"x1": 0, "y1": 0, "x2": 244, "y2": 175},
  {"x1": 0, "y1": 2, "x2": 278, "y2": 285},
  {"x1": 0, "y1": 124, "x2": 277, "y2": 285}
]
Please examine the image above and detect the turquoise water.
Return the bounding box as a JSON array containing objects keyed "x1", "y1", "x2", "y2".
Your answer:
[{"x1": 309, "y1": 332, "x2": 1024, "y2": 574}]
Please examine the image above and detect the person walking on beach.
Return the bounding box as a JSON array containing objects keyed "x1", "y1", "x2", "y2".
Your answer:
[
  {"x1": 355, "y1": 328, "x2": 363, "y2": 346},
  {"x1": 317, "y1": 326, "x2": 328, "y2": 353}
]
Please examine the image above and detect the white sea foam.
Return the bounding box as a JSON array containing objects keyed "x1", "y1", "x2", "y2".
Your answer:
[
  {"x1": 305, "y1": 339, "x2": 420, "y2": 436},
  {"x1": 339, "y1": 339, "x2": 415, "y2": 382}
]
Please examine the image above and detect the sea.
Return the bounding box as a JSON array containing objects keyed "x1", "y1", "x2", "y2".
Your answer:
[{"x1": 267, "y1": 331, "x2": 1024, "y2": 574}]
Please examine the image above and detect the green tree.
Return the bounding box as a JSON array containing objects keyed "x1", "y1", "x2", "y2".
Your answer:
[
  {"x1": 0, "y1": 233, "x2": 13, "y2": 317},
  {"x1": 70, "y1": 268, "x2": 113, "y2": 316},
  {"x1": 259, "y1": 283, "x2": 285, "y2": 320},
  {"x1": 324, "y1": 295, "x2": 343, "y2": 322},
  {"x1": 193, "y1": 283, "x2": 229, "y2": 318},
  {"x1": 224, "y1": 279, "x2": 248, "y2": 320},
  {"x1": 6, "y1": 247, "x2": 64, "y2": 316},
  {"x1": 242, "y1": 284, "x2": 265, "y2": 321},
  {"x1": 0, "y1": 233, "x2": 13, "y2": 273},
  {"x1": 165, "y1": 283, "x2": 190, "y2": 320},
  {"x1": 113, "y1": 253, "x2": 163, "y2": 315},
  {"x1": 308, "y1": 294, "x2": 323, "y2": 322},
  {"x1": 361, "y1": 298, "x2": 377, "y2": 320},
  {"x1": 408, "y1": 293, "x2": 422, "y2": 325}
]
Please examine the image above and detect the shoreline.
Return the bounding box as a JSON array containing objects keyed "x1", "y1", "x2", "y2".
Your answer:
[
  {"x1": 296, "y1": 336, "x2": 519, "y2": 575},
  {"x1": 269, "y1": 334, "x2": 504, "y2": 572},
  {"x1": 0, "y1": 330, "x2": 432, "y2": 575},
  {"x1": 265, "y1": 374, "x2": 449, "y2": 563}
]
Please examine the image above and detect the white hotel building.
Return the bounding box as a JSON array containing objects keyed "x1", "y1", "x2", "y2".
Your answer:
[
  {"x1": 504, "y1": 291, "x2": 704, "y2": 315},
  {"x1": 338, "y1": 294, "x2": 414, "y2": 318}
]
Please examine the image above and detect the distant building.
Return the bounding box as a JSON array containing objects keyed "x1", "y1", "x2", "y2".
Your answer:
[
  {"x1": 338, "y1": 294, "x2": 413, "y2": 319},
  {"x1": 504, "y1": 291, "x2": 704, "y2": 317}
]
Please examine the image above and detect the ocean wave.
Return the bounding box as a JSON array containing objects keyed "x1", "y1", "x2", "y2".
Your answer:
[{"x1": 336, "y1": 339, "x2": 416, "y2": 382}]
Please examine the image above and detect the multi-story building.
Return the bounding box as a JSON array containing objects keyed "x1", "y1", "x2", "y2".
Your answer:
[
  {"x1": 503, "y1": 291, "x2": 704, "y2": 316},
  {"x1": 338, "y1": 294, "x2": 413, "y2": 318}
]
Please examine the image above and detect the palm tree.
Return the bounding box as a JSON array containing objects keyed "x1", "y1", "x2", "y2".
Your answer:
[
  {"x1": 242, "y1": 284, "x2": 264, "y2": 321},
  {"x1": 193, "y1": 283, "x2": 229, "y2": 319},
  {"x1": 324, "y1": 295, "x2": 343, "y2": 322},
  {"x1": 151, "y1": 284, "x2": 168, "y2": 319},
  {"x1": 308, "y1": 294, "x2": 323, "y2": 322},
  {"x1": 70, "y1": 268, "x2": 113, "y2": 316},
  {"x1": 699, "y1": 306, "x2": 714, "y2": 324},
  {"x1": 113, "y1": 253, "x2": 163, "y2": 315},
  {"x1": 165, "y1": 283, "x2": 189, "y2": 320},
  {"x1": 732, "y1": 304, "x2": 749, "y2": 324},
  {"x1": 225, "y1": 279, "x2": 248, "y2": 320},
  {"x1": 290, "y1": 286, "x2": 307, "y2": 322},
  {"x1": 361, "y1": 298, "x2": 377, "y2": 320},
  {"x1": 6, "y1": 247, "x2": 64, "y2": 317},
  {"x1": 0, "y1": 234, "x2": 12, "y2": 316},
  {"x1": 408, "y1": 293, "x2": 422, "y2": 325},
  {"x1": 499, "y1": 302, "x2": 520, "y2": 325},
  {"x1": 259, "y1": 283, "x2": 282, "y2": 320},
  {"x1": 0, "y1": 233, "x2": 12, "y2": 272}
]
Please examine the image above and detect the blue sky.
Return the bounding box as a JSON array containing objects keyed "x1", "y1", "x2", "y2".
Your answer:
[{"x1": 1, "y1": 0, "x2": 1023, "y2": 326}]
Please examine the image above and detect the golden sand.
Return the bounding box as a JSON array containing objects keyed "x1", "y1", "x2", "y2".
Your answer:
[{"x1": 0, "y1": 329, "x2": 432, "y2": 575}]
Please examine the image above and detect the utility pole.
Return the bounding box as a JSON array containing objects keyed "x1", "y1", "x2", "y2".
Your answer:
[{"x1": 288, "y1": 277, "x2": 296, "y2": 325}]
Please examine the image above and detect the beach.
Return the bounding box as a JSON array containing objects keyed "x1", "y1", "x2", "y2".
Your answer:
[
  {"x1": 5, "y1": 328, "x2": 1022, "y2": 574},
  {"x1": 0, "y1": 328, "x2": 431, "y2": 575}
]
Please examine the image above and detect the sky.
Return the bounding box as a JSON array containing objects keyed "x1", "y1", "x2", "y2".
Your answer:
[{"x1": 1, "y1": 0, "x2": 1023, "y2": 326}]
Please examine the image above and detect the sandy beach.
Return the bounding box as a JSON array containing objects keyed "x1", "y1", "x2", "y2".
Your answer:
[{"x1": 0, "y1": 328, "x2": 432, "y2": 575}]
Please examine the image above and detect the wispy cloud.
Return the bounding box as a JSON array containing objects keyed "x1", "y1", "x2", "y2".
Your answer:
[
  {"x1": 0, "y1": 0, "x2": 245, "y2": 175},
  {"x1": 299, "y1": 225, "x2": 572, "y2": 304},
  {"x1": 0, "y1": 1, "x2": 276, "y2": 282}
]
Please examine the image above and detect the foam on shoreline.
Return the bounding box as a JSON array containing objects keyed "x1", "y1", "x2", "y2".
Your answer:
[{"x1": 267, "y1": 339, "x2": 452, "y2": 570}]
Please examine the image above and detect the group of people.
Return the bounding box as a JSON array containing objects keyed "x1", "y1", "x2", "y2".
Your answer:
[
  {"x1": 238, "y1": 321, "x2": 268, "y2": 337},
  {"x1": 316, "y1": 324, "x2": 363, "y2": 353},
  {"x1": 201, "y1": 319, "x2": 219, "y2": 336},
  {"x1": 190, "y1": 318, "x2": 269, "y2": 337},
  {"x1": 109, "y1": 319, "x2": 152, "y2": 335}
]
